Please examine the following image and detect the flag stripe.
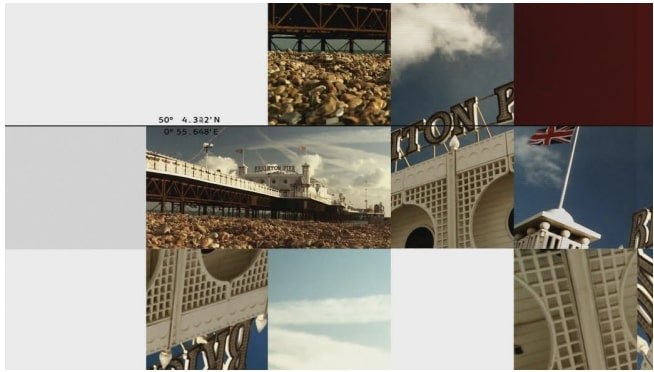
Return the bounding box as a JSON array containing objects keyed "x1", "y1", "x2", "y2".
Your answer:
[{"x1": 528, "y1": 126, "x2": 575, "y2": 145}]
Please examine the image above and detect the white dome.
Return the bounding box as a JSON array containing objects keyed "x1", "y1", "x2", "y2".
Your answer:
[{"x1": 544, "y1": 208, "x2": 575, "y2": 224}]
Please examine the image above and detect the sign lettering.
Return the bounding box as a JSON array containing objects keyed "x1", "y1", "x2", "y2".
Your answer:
[
  {"x1": 391, "y1": 81, "x2": 514, "y2": 161},
  {"x1": 254, "y1": 165, "x2": 296, "y2": 173},
  {"x1": 148, "y1": 319, "x2": 252, "y2": 370},
  {"x1": 629, "y1": 207, "x2": 653, "y2": 248}
]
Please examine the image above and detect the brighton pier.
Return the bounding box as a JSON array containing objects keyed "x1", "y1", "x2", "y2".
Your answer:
[{"x1": 146, "y1": 151, "x2": 383, "y2": 223}]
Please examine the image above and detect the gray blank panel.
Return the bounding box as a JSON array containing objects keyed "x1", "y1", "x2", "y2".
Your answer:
[{"x1": 6, "y1": 127, "x2": 145, "y2": 250}]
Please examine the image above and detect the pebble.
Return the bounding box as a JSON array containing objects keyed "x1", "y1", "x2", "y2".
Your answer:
[
  {"x1": 146, "y1": 213, "x2": 390, "y2": 249},
  {"x1": 156, "y1": 224, "x2": 172, "y2": 235},
  {"x1": 200, "y1": 237, "x2": 214, "y2": 248},
  {"x1": 269, "y1": 51, "x2": 390, "y2": 125},
  {"x1": 280, "y1": 111, "x2": 302, "y2": 125}
]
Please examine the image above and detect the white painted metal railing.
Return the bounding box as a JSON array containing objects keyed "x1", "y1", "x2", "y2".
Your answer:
[
  {"x1": 515, "y1": 228, "x2": 585, "y2": 249},
  {"x1": 146, "y1": 151, "x2": 337, "y2": 205},
  {"x1": 147, "y1": 152, "x2": 282, "y2": 197}
]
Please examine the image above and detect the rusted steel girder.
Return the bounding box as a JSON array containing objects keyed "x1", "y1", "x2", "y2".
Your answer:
[
  {"x1": 269, "y1": 3, "x2": 390, "y2": 40},
  {"x1": 147, "y1": 173, "x2": 261, "y2": 209},
  {"x1": 146, "y1": 172, "x2": 344, "y2": 221}
]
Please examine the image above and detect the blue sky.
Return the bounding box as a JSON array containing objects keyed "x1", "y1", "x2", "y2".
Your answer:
[
  {"x1": 391, "y1": 4, "x2": 513, "y2": 127},
  {"x1": 268, "y1": 249, "x2": 391, "y2": 369},
  {"x1": 515, "y1": 127, "x2": 653, "y2": 248},
  {"x1": 147, "y1": 126, "x2": 391, "y2": 216},
  {"x1": 390, "y1": 4, "x2": 513, "y2": 171},
  {"x1": 271, "y1": 38, "x2": 386, "y2": 53}
]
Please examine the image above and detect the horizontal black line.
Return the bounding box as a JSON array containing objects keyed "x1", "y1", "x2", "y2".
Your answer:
[
  {"x1": 5, "y1": 124, "x2": 651, "y2": 128},
  {"x1": 389, "y1": 124, "x2": 651, "y2": 128}
]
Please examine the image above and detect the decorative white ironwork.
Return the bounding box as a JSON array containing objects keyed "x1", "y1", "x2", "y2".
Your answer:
[
  {"x1": 637, "y1": 249, "x2": 653, "y2": 369},
  {"x1": 147, "y1": 151, "x2": 337, "y2": 205},
  {"x1": 146, "y1": 249, "x2": 268, "y2": 355},
  {"x1": 391, "y1": 131, "x2": 514, "y2": 248},
  {"x1": 514, "y1": 249, "x2": 639, "y2": 370}
]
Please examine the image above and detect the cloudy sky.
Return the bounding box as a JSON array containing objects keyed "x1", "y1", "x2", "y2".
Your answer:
[
  {"x1": 390, "y1": 4, "x2": 513, "y2": 170},
  {"x1": 268, "y1": 250, "x2": 391, "y2": 369},
  {"x1": 391, "y1": 4, "x2": 512, "y2": 124},
  {"x1": 147, "y1": 126, "x2": 390, "y2": 216},
  {"x1": 515, "y1": 126, "x2": 652, "y2": 248}
]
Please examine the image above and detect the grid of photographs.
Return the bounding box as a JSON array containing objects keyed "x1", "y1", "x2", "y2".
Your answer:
[{"x1": 143, "y1": 3, "x2": 653, "y2": 370}]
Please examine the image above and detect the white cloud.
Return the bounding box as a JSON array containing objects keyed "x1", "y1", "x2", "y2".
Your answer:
[
  {"x1": 298, "y1": 153, "x2": 323, "y2": 179},
  {"x1": 245, "y1": 129, "x2": 391, "y2": 215},
  {"x1": 515, "y1": 136, "x2": 565, "y2": 187},
  {"x1": 353, "y1": 166, "x2": 389, "y2": 188},
  {"x1": 392, "y1": 4, "x2": 501, "y2": 79},
  {"x1": 269, "y1": 294, "x2": 391, "y2": 325},
  {"x1": 269, "y1": 328, "x2": 391, "y2": 370},
  {"x1": 202, "y1": 155, "x2": 238, "y2": 174},
  {"x1": 469, "y1": 4, "x2": 491, "y2": 15}
]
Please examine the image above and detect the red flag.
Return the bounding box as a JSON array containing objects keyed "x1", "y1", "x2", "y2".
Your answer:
[{"x1": 528, "y1": 126, "x2": 575, "y2": 145}]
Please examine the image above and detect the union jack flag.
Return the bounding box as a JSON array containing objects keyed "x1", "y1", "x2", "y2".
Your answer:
[{"x1": 528, "y1": 126, "x2": 575, "y2": 145}]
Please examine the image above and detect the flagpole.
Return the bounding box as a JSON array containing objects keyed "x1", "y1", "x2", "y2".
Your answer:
[{"x1": 558, "y1": 126, "x2": 580, "y2": 209}]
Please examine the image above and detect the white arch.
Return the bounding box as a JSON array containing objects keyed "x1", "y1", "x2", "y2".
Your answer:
[
  {"x1": 391, "y1": 203, "x2": 436, "y2": 248},
  {"x1": 515, "y1": 275, "x2": 557, "y2": 369},
  {"x1": 470, "y1": 171, "x2": 514, "y2": 248}
]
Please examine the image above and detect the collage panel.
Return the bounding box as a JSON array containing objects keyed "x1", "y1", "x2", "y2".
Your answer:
[
  {"x1": 513, "y1": 248, "x2": 654, "y2": 370},
  {"x1": 146, "y1": 126, "x2": 390, "y2": 249},
  {"x1": 514, "y1": 4, "x2": 652, "y2": 126},
  {"x1": 513, "y1": 126, "x2": 653, "y2": 249},
  {"x1": 390, "y1": 4, "x2": 514, "y2": 248},
  {"x1": 268, "y1": 249, "x2": 391, "y2": 369},
  {"x1": 391, "y1": 249, "x2": 514, "y2": 370},
  {"x1": 146, "y1": 248, "x2": 269, "y2": 369},
  {"x1": 268, "y1": 3, "x2": 391, "y2": 125}
]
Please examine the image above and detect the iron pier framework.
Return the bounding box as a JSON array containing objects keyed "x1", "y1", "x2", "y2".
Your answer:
[{"x1": 268, "y1": 3, "x2": 390, "y2": 54}]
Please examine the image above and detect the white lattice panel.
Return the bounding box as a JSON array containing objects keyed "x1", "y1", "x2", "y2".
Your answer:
[
  {"x1": 391, "y1": 131, "x2": 514, "y2": 248},
  {"x1": 231, "y1": 250, "x2": 268, "y2": 296},
  {"x1": 146, "y1": 249, "x2": 268, "y2": 355},
  {"x1": 181, "y1": 250, "x2": 228, "y2": 312},
  {"x1": 147, "y1": 249, "x2": 177, "y2": 323},
  {"x1": 587, "y1": 249, "x2": 638, "y2": 370},
  {"x1": 395, "y1": 179, "x2": 448, "y2": 247},
  {"x1": 515, "y1": 250, "x2": 588, "y2": 369},
  {"x1": 457, "y1": 158, "x2": 509, "y2": 247}
]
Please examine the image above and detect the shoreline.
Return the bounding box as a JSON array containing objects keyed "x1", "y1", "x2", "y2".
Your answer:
[{"x1": 147, "y1": 212, "x2": 391, "y2": 249}]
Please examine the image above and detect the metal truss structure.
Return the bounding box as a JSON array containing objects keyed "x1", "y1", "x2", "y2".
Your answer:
[
  {"x1": 146, "y1": 172, "x2": 351, "y2": 221},
  {"x1": 147, "y1": 173, "x2": 270, "y2": 215},
  {"x1": 268, "y1": 3, "x2": 390, "y2": 53}
]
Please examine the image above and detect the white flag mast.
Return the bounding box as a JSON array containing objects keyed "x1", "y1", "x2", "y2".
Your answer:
[{"x1": 558, "y1": 126, "x2": 580, "y2": 209}]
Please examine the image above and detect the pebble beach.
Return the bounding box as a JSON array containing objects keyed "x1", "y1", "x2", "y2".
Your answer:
[
  {"x1": 147, "y1": 213, "x2": 391, "y2": 249},
  {"x1": 268, "y1": 51, "x2": 390, "y2": 125}
]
